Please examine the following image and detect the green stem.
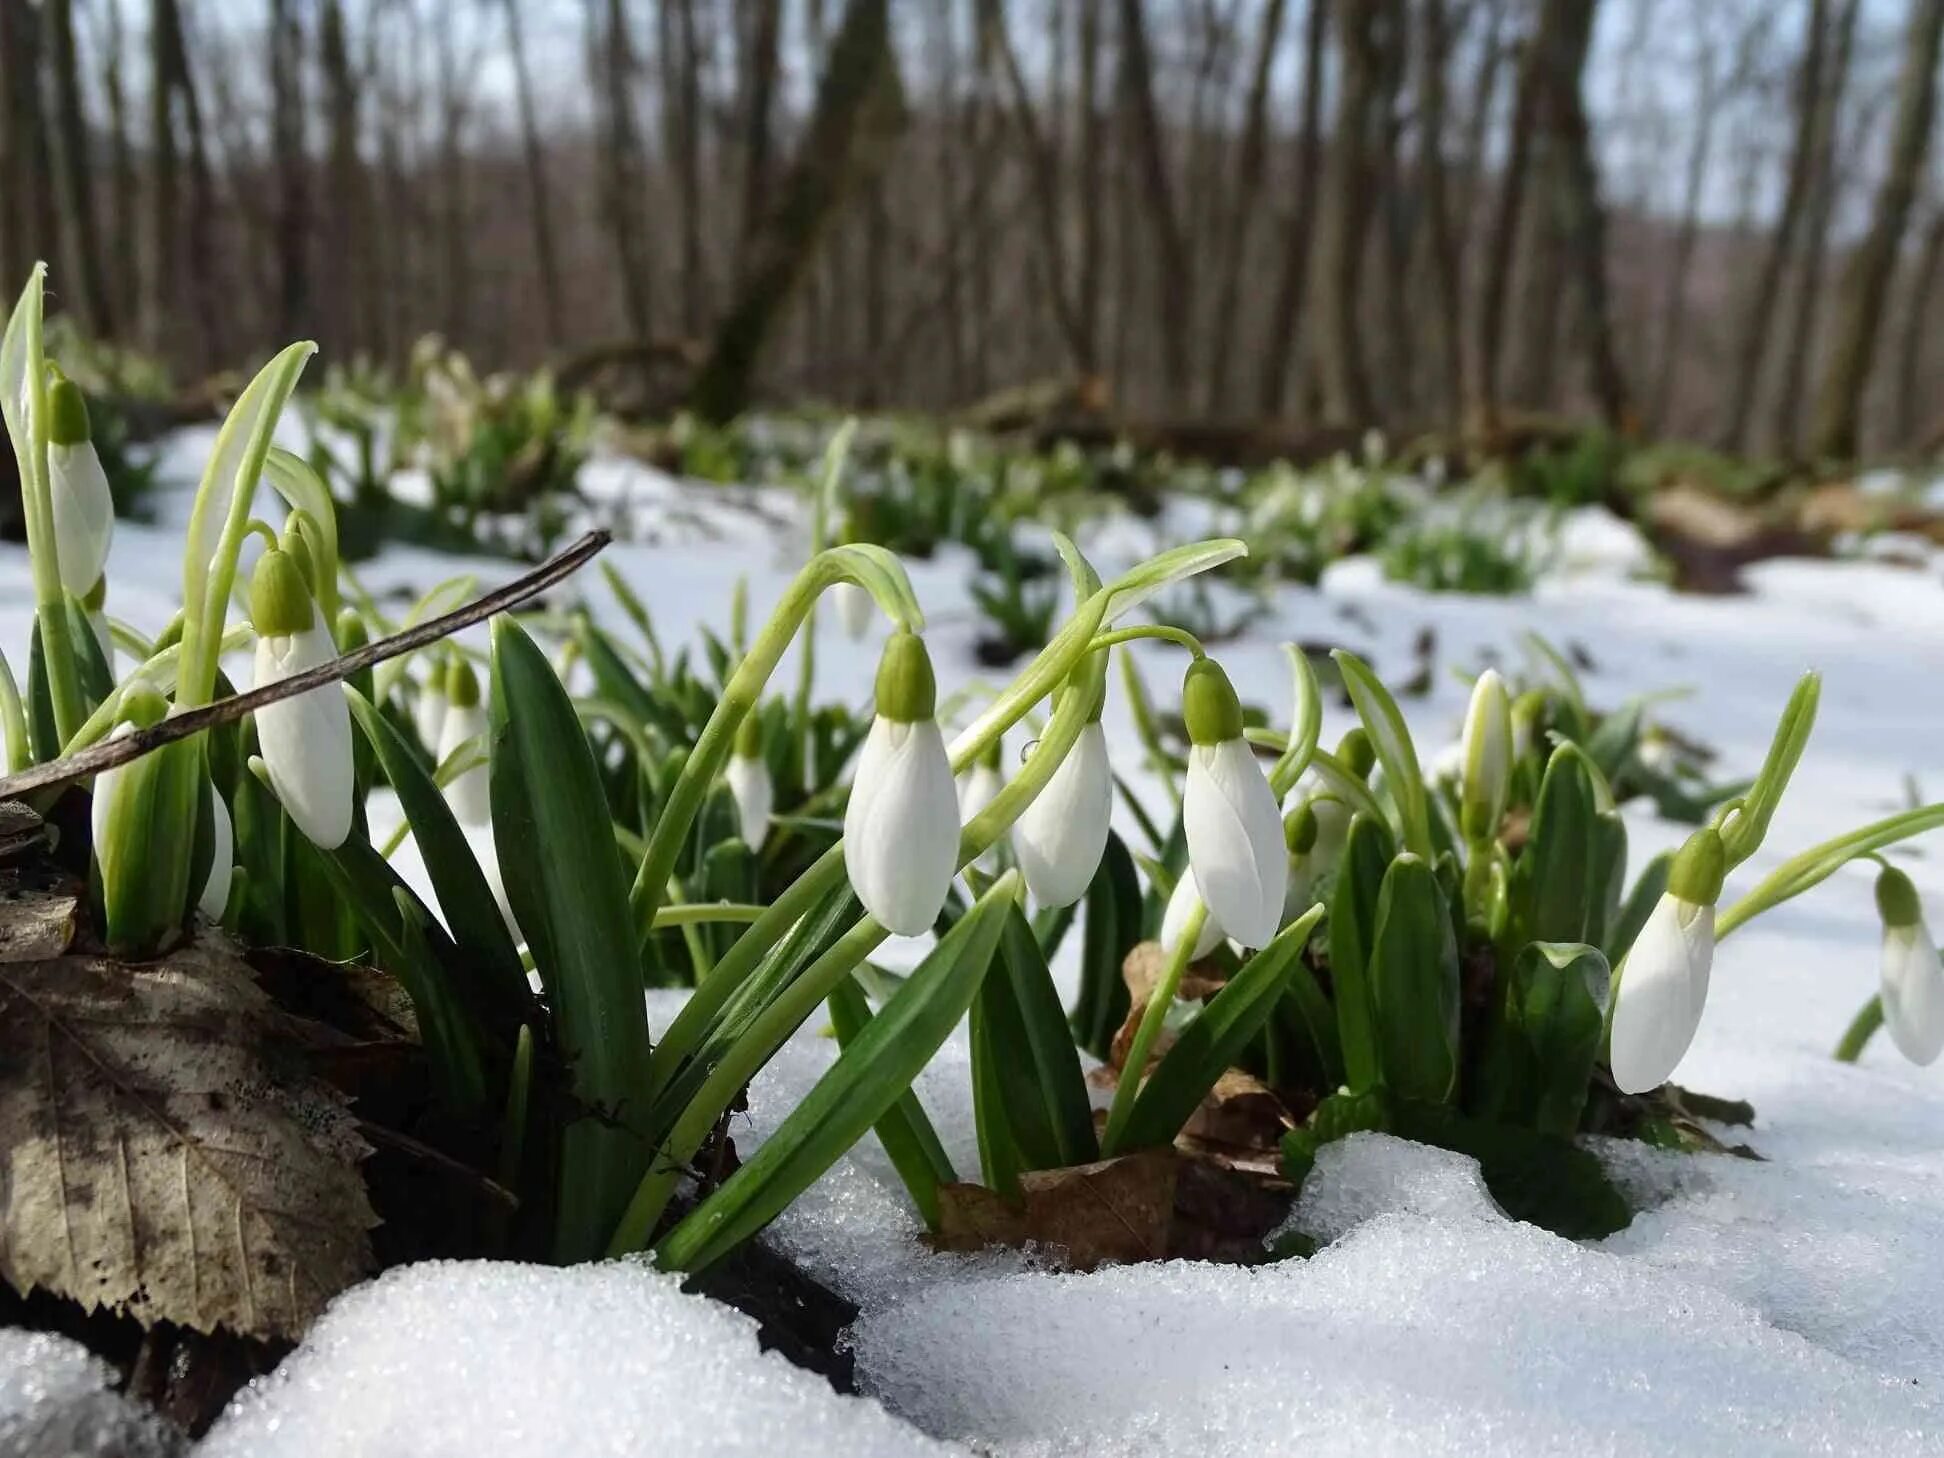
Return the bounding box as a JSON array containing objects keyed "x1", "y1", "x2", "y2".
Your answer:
[
  {"x1": 1833, "y1": 994, "x2": 1884, "y2": 1062},
  {"x1": 1085, "y1": 625, "x2": 1205, "y2": 657},
  {"x1": 1102, "y1": 901, "x2": 1204, "y2": 1154},
  {"x1": 1715, "y1": 804, "x2": 1944, "y2": 940},
  {"x1": 0, "y1": 648, "x2": 27, "y2": 773}
]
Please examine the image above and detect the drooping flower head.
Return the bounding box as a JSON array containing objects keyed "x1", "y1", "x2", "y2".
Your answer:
[
  {"x1": 725, "y1": 712, "x2": 775, "y2": 850},
  {"x1": 1609, "y1": 827, "x2": 1725, "y2": 1094},
  {"x1": 1161, "y1": 868, "x2": 1224, "y2": 960},
  {"x1": 1012, "y1": 687, "x2": 1113, "y2": 910},
  {"x1": 250, "y1": 546, "x2": 354, "y2": 850},
  {"x1": 1876, "y1": 865, "x2": 1944, "y2": 1066},
  {"x1": 843, "y1": 630, "x2": 960, "y2": 936},
  {"x1": 1180, "y1": 658, "x2": 1285, "y2": 948},
  {"x1": 438, "y1": 655, "x2": 491, "y2": 827},
  {"x1": 46, "y1": 371, "x2": 113, "y2": 597}
]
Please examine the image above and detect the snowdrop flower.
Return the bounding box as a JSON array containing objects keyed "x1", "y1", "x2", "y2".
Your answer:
[
  {"x1": 1161, "y1": 869, "x2": 1224, "y2": 960},
  {"x1": 1609, "y1": 828, "x2": 1724, "y2": 1094},
  {"x1": 46, "y1": 374, "x2": 114, "y2": 596},
  {"x1": 843, "y1": 630, "x2": 959, "y2": 935},
  {"x1": 832, "y1": 581, "x2": 874, "y2": 640},
  {"x1": 1012, "y1": 707, "x2": 1113, "y2": 909},
  {"x1": 1180, "y1": 659, "x2": 1285, "y2": 948},
  {"x1": 957, "y1": 739, "x2": 1005, "y2": 869},
  {"x1": 1460, "y1": 668, "x2": 1512, "y2": 843},
  {"x1": 199, "y1": 790, "x2": 233, "y2": 921},
  {"x1": 414, "y1": 663, "x2": 449, "y2": 754},
  {"x1": 724, "y1": 714, "x2": 774, "y2": 850},
  {"x1": 251, "y1": 547, "x2": 354, "y2": 850},
  {"x1": 1876, "y1": 866, "x2": 1944, "y2": 1066},
  {"x1": 437, "y1": 657, "x2": 491, "y2": 827},
  {"x1": 1283, "y1": 802, "x2": 1319, "y2": 925}
]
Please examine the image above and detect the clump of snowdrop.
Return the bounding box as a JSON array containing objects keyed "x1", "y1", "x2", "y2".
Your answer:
[{"x1": 842, "y1": 630, "x2": 959, "y2": 935}]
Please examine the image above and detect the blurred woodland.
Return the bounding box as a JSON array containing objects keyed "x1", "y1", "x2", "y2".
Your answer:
[{"x1": 4, "y1": 0, "x2": 1944, "y2": 458}]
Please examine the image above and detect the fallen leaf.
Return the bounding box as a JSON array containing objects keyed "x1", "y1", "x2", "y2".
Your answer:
[
  {"x1": 933, "y1": 1151, "x2": 1179, "y2": 1270},
  {"x1": 1120, "y1": 942, "x2": 1226, "y2": 1005},
  {"x1": 1167, "y1": 1152, "x2": 1294, "y2": 1263},
  {"x1": 0, "y1": 931, "x2": 379, "y2": 1341},
  {"x1": 1181, "y1": 1069, "x2": 1294, "y2": 1152},
  {"x1": 0, "y1": 864, "x2": 79, "y2": 963}
]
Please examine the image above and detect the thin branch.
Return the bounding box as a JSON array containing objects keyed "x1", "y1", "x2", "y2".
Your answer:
[{"x1": 0, "y1": 531, "x2": 611, "y2": 800}]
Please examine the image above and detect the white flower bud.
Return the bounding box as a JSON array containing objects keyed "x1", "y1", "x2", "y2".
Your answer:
[
  {"x1": 1012, "y1": 720, "x2": 1113, "y2": 909},
  {"x1": 251, "y1": 549, "x2": 355, "y2": 850},
  {"x1": 1877, "y1": 867, "x2": 1944, "y2": 1066},
  {"x1": 726, "y1": 717, "x2": 775, "y2": 850},
  {"x1": 1181, "y1": 660, "x2": 1285, "y2": 949},
  {"x1": 437, "y1": 659, "x2": 489, "y2": 827},
  {"x1": 1609, "y1": 830, "x2": 1724, "y2": 1094},
  {"x1": 832, "y1": 581, "x2": 874, "y2": 641},
  {"x1": 1161, "y1": 869, "x2": 1224, "y2": 960}
]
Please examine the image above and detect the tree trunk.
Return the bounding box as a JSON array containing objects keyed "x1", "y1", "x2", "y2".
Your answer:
[
  {"x1": 503, "y1": 0, "x2": 566, "y2": 347},
  {"x1": 1203, "y1": 0, "x2": 1288, "y2": 416},
  {"x1": 1810, "y1": 0, "x2": 1944, "y2": 459},
  {"x1": 1416, "y1": 0, "x2": 1464, "y2": 426},
  {"x1": 1311, "y1": 0, "x2": 1387, "y2": 427},
  {"x1": 1894, "y1": 208, "x2": 1944, "y2": 447},
  {"x1": 46, "y1": 0, "x2": 116, "y2": 335},
  {"x1": 689, "y1": 0, "x2": 902, "y2": 421},
  {"x1": 146, "y1": 0, "x2": 180, "y2": 352},
  {"x1": 100, "y1": 0, "x2": 137, "y2": 328},
  {"x1": 269, "y1": 0, "x2": 311, "y2": 340},
  {"x1": 1077, "y1": 0, "x2": 1105, "y2": 374},
  {"x1": 736, "y1": 0, "x2": 783, "y2": 286},
  {"x1": 666, "y1": 0, "x2": 708, "y2": 336},
  {"x1": 318, "y1": 0, "x2": 372, "y2": 360},
  {"x1": 1116, "y1": 0, "x2": 1192, "y2": 399},
  {"x1": 1473, "y1": 2, "x2": 1549, "y2": 429},
  {"x1": 1533, "y1": 0, "x2": 1628, "y2": 429},
  {"x1": 597, "y1": 0, "x2": 654, "y2": 341},
  {"x1": 0, "y1": 1, "x2": 31, "y2": 289},
  {"x1": 1718, "y1": 0, "x2": 1830, "y2": 451},
  {"x1": 1257, "y1": 0, "x2": 1330, "y2": 418}
]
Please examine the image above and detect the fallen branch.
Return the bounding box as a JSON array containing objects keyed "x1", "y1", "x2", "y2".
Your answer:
[{"x1": 0, "y1": 530, "x2": 611, "y2": 799}]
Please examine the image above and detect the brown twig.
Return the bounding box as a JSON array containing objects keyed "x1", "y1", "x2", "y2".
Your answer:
[{"x1": 0, "y1": 530, "x2": 612, "y2": 799}]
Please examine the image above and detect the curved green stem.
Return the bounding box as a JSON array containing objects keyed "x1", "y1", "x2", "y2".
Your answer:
[
  {"x1": 1833, "y1": 994, "x2": 1884, "y2": 1063},
  {"x1": 1102, "y1": 902, "x2": 1204, "y2": 1154},
  {"x1": 1085, "y1": 625, "x2": 1205, "y2": 657},
  {"x1": 1716, "y1": 804, "x2": 1944, "y2": 940}
]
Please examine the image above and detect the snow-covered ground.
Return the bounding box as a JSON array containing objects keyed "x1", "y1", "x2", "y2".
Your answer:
[{"x1": 7, "y1": 438, "x2": 1944, "y2": 1455}]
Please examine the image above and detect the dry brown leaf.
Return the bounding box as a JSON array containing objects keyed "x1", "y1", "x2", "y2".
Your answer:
[
  {"x1": 0, "y1": 932, "x2": 378, "y2": 1341},
  {"x1": 1181, "y1": 1069, "x2": 1294, "y2": 1152},
  {"x1": 0, "y1": 865, "x2": 79, "y2": 963},
  {"x1": 934, "y1": 1152, "x2": 1179, "y2": 1270},
  {"x1": 1120, "y1": 941, "x2": 1226, "y2": 1006}
]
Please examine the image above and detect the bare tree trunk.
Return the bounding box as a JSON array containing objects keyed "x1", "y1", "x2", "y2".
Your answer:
[
  {"x1": 46, "y1": 0, "x2": 115, "y2": 335},
  {"x1": 270, "y1": 0, "x2": 311, "y2": 339},
  {"x1": 502, "y1": 0, "x2": 566, "y2": 347},
  {"x1": 689, "y1": 0, "x2": 902, "y2": 421},
  {"x1": 1533, "y1": 0, "x2": 1628, "y2": 429},
  {"x1": 1257, "y1": 0, "x2": 1329, "y2": 417},
  {"x1": 1473, "y1": 3, "x2": 1548, "y2": 429},
  {"x1": 596, "y1": 0, "x2": 654, "y2": 340},
  {"x1": 1203, "y1": 0, "x2": 1288, "y2": 416},
  {"x1": 1894, "y1": 207, "x2": 1944, "y2": 447},
  {"x1": 1116, "y1": 0, "x2": 1192, "y2": 399},
  {"x1": 146, "y1": 0, "x2": 180, "y2": 352},
  {"x1": 1370, "y1": 0, "x2": 1412, "y2": 421},
  {"x1": 99, "y1": 0, "x2": 137, "y2": 327},
  {"x1": 173, "y1": 1, "x2": 223, "y2": 366},
  {"x1": 1772, "y1": 0, "x2": 1859, "y2": 457},
  {"x1": 666, "y1": 0, "x2": 708, "y2": 336},
  {"x1": 1718, "y1": 0, "x2": 1830, "y2": 451},
  {"x1": 1077, "y1": 0, "x2": 1105, "y2": 373},
  {"x1": 0, "y1": 1, "x2": 32, "y2": 289},
  {"x1": 1312, "y1": 0, "x2": 1388, "y2": 427},
  {"x1": 1810, "y1": 0, "x2": 1944, "y2": 458},
  {"x1": 736, "y1": 0, "x2": 782, "y2": 285},
  {"x1": 318, "y1": 0, "x2": 372, "y2": 360},
  {"x1": 1416, "y1": 0, "x2": 1464, "y2": 426}
]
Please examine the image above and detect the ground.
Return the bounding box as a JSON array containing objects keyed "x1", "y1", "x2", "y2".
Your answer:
[{"x1": 5, "y1": 436, "x2": 1943, "y2": 1455}]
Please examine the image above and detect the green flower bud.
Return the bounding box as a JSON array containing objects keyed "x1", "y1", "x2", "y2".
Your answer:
[
  {"x1": 1877, "y1": 864, "x2": 1923, "y2": 930},
  {"x1": 446, "y1": 655, "x2": 482, "y2": 708},
  {"x1": 47, "y1": 373, "x2": 91, "y2": 447},
  {"x1": 249, "y1": 548, "x2": 315, "y2": 638},
  {"x1": 874, "y1": 630, "x2": 937, "y2": 723},
  {"x1": 1181, "y1": 659, "x2": 1244, "y2": 746},
  {"x1": 1668, "y1": 827, "x2": 1727, "y2": 907},
  {"x1": 335, "y1": 608, "x2": 370, "y2": 654},
  {"x1": 1337, "y1": 727, "x2": 1376, "y2": 780},
  {"x1": 1285, "y1": 800, "x2": 1319, "y2": 856},
  {"x1": 279, "y1": 522, "x2": 317, "y2": 593}
]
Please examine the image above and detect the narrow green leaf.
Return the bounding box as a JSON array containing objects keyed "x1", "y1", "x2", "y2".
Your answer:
[
  {"x1": 1072, "y1": 832, "x2": 1141, "y2": 1060},
  {"x1": 1367, "y1": 854, "x2": 1460, "y2": 1104},
  {"x1": 1333, "y1": 650, "x2": 1431, "y2": 858},
  {"x1": 828, "y1": 975, "x2": 955, "y2": 1228},
  {"x1": 656, "y1": 873, "x2": 1016, "y2": 1273},
  {"x1": 1120, "y1": 904, "x2": 1326, "y2": 1151},
  {"x1": 1328, "y1": 814, "x2": 1394, "y2": 1091},
  {"x1": 978, "y1": 902, "x2": 1098, "y2": 1169},
  {"x1": 1513, "y1": 941, "x2": 1610, "y2": 1137},
  {"x1": 488, "y1": 614, "x2": 652, "y2": 1263},
  {"x1": 1721, "y1": 671, "x2": 1820, "y2": 869}
]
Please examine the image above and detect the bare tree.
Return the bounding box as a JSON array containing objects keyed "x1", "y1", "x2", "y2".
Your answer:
[
  {"x1": 594, "y1": 0, "x2": 655, "y2": 340},
  {"x1": 1117, "y1": 0, "x2": 1193, "y2": 400},
  {"x1": 47, "y1": 0, "x2": 116, "y2": 335},
  {"x1": 1257, "y1": 0, "x2": 1331, "y2": 418},
  {"x1": 1811, "y1": 0, "x2": 1944, "y2": 458},
  {"x1": 1894, "y1": 202, "x2": 1944, "y2": 446},
  {"x1": 1416, "y1": 0, "x2": 1465, "y2": 425},
  {"x1": 269, "y1": 0, "x2": 312, "y2": 339},
  {"x1": 736, "y1": 0, "x2": 783, "y2": 285},
  {"x1": 502, "y1": 0, "x2": 566, "y2": 347}
]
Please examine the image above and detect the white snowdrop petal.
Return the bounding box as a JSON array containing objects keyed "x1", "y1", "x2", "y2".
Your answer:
[
  {"x1": 1183, "y1": 738, "x2": 1285, "y2": 948},
  {"x1": 437, "y1": 700, "x2": 491, "y2": 827},
  {"x1": 199, "y1": 791, "x2": 234, "y2": 921},
  {"x1": 414, "y1": 684, "x2": 448, "y2": 754},
  {"x1": 254, "y1": 620, "x2": 356, "y2": 850},
  {"x1": 1161, "y1": 870, "x2": 1224, "y2": 960},
  {"x1": 843, "y1": 717, "x2": 960, "y2": 936},
  {"x1": 1881, "y1": 924, "x2": 1944, "y2": 1066},
  {"x1": 49, "y1": 440, "x2": 114, "y2": 594},
  {"x1": 833, "y1": 581, "x2": 874, "y2": 641},
  {"x1": 726, "y1": 754, "x2": 775, "y2": 851},
  {"x1": 1609, "y1": 896, "x2": 1713, "y2": 1094},
  {"x1": 956, "y1": 764, "x2": 1003, "y2": 824},
  {"x1": 1012, "y1": 721, "x2": 1113, "y2": 909}
]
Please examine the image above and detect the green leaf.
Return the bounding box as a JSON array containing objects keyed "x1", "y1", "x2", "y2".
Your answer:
[
  {"x1": 1328, "y1": 814, "x2": 1395, "y2": 1091},
  {"x1": 1390, "y1": 1103, "x2": 1631, "y2": 1239},
  {"x1": 1071, "y1": 832, "x2": 1141, "y2": 1061},
  {"x1": 1512, "y1": 942, "x2": 1610, "y2": 1136},
  {"x1": 656, "y1": 873, "x2": 1016, "y2": 1273},
  {"x1": 1518, "y1": 744, "x2": 1599, "y2": 945},
  {"x1": 1120, "y1": 904, "x2": 1326, "y2": 1151},
  {"x1": 972, "y1": 902, "x2": 1098, "y2": 1171},
  {"x1": 1721, "y1": 671, "x2": 1819, "y2": 870},
  {"x1": 1608, "y1": 850, "x2": 1671, "y2": 964},
  {"x1": 1367, "y1": 854, "x2": 1460, "y2": 1104},
  {"x1": 488, "y1": 614, "x2": 652, "y2": 1263},
  {"x1": 347, "y1": 687, "x2": 530, "y2": 1036},
  {"x1": 1333, "y1": 650, "x2": 1430, "y2": 858},
  {"x1": 828, "y1": 975, "x2": 955, "y2": 1229}
]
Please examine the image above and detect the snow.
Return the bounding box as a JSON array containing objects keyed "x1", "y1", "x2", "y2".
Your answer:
[
  {"x1": 198, "y1": 1260, "x2": 947, "y2": 1458},
  {"x1": 6, "y1": 438, "x2": 1944, "y2": 1454},
  {"x1": 0, "y1": 1328, "x2": 182, "y2": 1457}
]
